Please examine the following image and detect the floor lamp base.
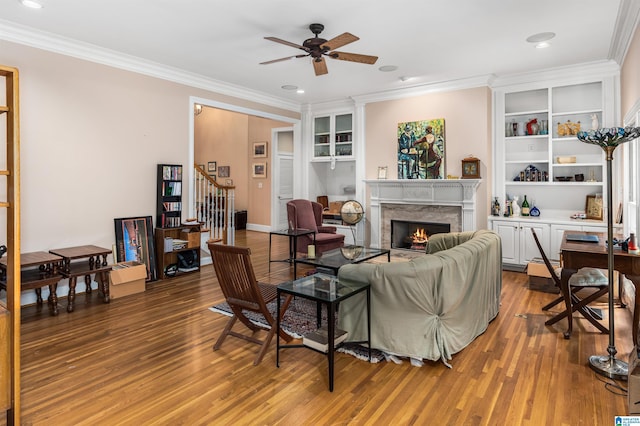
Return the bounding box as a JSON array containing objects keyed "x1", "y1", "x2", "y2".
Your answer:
[{"x1": 589, "y1": 354, "x2": 628, "y2": 380}]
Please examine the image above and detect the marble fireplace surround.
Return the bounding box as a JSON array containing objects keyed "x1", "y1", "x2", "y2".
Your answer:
[{"x1": 364, "y1": 179, "x2": 481, "y2": 248}]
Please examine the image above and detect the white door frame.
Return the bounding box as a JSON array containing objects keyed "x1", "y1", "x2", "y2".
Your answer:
[
  {"x1": 271, "y1": 127, "x2": 295, "y2": 230},
  {"x1": 188, "y1": 96, "x2": 301, "y2": 230}
]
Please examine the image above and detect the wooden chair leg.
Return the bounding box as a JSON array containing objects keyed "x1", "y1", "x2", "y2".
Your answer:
[
  {"x1": 254, "y1": 326, "x2": 277, "y2": 366},
  {"x1": 214, "y1": 315, "x2": 238, "y2": 350}
]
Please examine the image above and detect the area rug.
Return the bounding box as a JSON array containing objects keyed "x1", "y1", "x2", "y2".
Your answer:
[{"x1": 209, "y1": 297, "x2": 385, "y2": 363}]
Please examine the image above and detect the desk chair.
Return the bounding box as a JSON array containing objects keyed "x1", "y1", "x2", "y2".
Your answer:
[
  {"x1": 208, "y1": 242, "x2": 293, "y2": 365},
  {"x1": 531, "y1": 229, "x2": 609, "y2": 338}
]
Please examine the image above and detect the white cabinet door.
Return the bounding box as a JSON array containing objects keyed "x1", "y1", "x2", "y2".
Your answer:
[
  {"x1": 550, "y1": 224, "x2": 583, "y2": 261},
  {"x1": 520, "y1": 222, "x2": 550, "y2": 264},
  {"x1": 492, "y1": 221, "x2": 519, "y2": 265}
]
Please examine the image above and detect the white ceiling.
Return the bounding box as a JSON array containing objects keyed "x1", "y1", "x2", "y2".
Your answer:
[{"x1": 0, "y1": 0, "x2": 635, "y2": 107}]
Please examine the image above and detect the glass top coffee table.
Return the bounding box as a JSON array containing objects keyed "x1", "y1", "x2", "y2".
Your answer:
[
  {"x1": 293, "y1": 245, "x2": 390, "y2": 278},
  {"x1": 276, "y1": 273, "x2": 371, "y2": 392}
]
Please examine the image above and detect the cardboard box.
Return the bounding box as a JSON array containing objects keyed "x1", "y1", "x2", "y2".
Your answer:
[
  {"x1": 527, "y1": 258, "x2": 559, "y2": 293},
  {"x1": 629, "y1": 347, "x2": 640, "y2": 414},
  {"x1": 527, "y1": 258, "x2": 556, "y2": 279},
  {"x1": 181, "y1": 229, "x2": 200, "y2": 248},
  {"x1": 109, "y1": 261, "x2": 146, "y2": 299}
]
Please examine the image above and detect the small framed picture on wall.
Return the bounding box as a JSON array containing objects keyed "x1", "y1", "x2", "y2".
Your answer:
[
  {"x1": 208, "y1": 161, "x2": 217, "y2": 172},
  {"x1": 253, "y1": 141, "x2": 268, "y2": 158},
  {"x1": 252, "y1": 162, "x2": 267, "y2": 178},
  {"x1": 218, "y1": 166, "x2": 230, "y2": 177}
]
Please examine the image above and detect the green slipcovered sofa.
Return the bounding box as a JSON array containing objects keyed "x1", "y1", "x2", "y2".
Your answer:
[{"x1": 337, "y1": 229, "x2": 502, "y2": 366}]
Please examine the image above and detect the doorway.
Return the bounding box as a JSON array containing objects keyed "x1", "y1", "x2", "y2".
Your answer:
[
  {"x1": 272, "y1": 128, "x2": 294, "y2": 230},
  {"x1": 189, "y1": 97, "x2": 301, "y2": 233}
]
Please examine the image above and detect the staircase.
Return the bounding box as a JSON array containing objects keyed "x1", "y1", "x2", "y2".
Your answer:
[{"x1": 193, "y1": 165, "x2": 235, "y2": 249}]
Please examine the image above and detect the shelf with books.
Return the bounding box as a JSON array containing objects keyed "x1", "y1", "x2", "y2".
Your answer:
[{"x1": 156, "y1": 164, "x2": 183, "y2": 229}]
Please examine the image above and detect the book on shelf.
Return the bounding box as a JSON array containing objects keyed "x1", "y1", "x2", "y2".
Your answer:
[
  {"x1": 302, "y1": 326, "x2": 348, "y2": 353},
  {"x1": 162, "y1": 165, "x2": 182, "y2": 181}
]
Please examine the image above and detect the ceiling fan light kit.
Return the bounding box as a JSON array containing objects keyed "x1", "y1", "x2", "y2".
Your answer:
[{"x1": 261, "y1": 23, "x2": 378, "y2": 76}]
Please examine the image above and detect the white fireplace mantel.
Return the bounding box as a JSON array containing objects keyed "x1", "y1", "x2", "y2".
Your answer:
[{"x1": 364, "y1": 179, "x2": 481, "y2": 248}]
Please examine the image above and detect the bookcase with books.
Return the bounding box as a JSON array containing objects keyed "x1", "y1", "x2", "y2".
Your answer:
[{"x1": 157, "y1": 164, "x2": 183, "y2": 228}]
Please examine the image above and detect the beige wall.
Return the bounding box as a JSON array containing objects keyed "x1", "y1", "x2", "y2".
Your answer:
[
  {"x1": 621, "y1": 23, "x2": 640, "y2": 119},
  {"x1": 0, "y1": 40, "x2": 299, "y2": 303},
  {"x1": 193, "y1": 108, "x2": 287, "y2": 225},
  {"x1": 247, "y1": 116, "x2": 288, "y2": 226},
  {"x1": 364, "y1": 86, "x2": 493, "y2": 228},
  {"x1": 194, "y1": 108, "x2": 250, "y2": 210}
]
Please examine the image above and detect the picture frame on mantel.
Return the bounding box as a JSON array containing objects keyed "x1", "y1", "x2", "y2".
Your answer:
[{"x1": 377, "y1": 166, "x2": 388, "y2": 179}]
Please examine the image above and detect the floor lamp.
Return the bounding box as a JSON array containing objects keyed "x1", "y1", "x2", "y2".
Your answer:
[{"x1": 577, "y1": 126, "x2": 640, "y2": 380}]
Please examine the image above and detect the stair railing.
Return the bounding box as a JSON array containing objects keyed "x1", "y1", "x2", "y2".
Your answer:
[{"x1": 194, "y1": 164, "x2": 235, "y2": 245}]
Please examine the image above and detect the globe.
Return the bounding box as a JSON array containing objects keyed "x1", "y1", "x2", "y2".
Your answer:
[{"x1": 340, "y1": 200, "x2": 364, "y2": 225}]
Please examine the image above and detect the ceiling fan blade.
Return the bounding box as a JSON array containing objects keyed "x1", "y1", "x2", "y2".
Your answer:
[
  {"x1": 260, "y1": 56, "x2": 300, "y2": 65},
  {"x1": 321, "y1": 32, "x2": 359, "y2": 51},
  {"x1": 330, "y1": 51, "x2": 378, "y2": 65},
  {"x1": 313, "y1": 58, "x2": 328, "y2": 76},
  {"x1": 264, "y1": 36, "x2": 307, "y2": 51}
]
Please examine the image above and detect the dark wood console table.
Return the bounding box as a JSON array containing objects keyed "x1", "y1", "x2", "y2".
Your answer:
[
  {"x1": 0, "y1": 251, "x2": 64, "y2": 315},
  {"x1": 559, "y1": 231, "x2": 640, "y2": 343},
  {"x1": 49, "y1": 245, "x2": 112, "y2": 313}
]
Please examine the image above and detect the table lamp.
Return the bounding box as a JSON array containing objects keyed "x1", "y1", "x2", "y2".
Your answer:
[{"x1": 577, "y1": 126, "x2": 640, "y2": 380}]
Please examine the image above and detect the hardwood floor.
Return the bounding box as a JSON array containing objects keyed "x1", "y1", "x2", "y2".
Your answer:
[{"x1": 5, "y1": 230, "x2": 634, "y2": 425}]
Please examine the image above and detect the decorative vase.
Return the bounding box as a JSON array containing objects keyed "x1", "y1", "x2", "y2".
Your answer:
[{"x1": 512, "y1": 195, "x2": 521, "y2": 216}]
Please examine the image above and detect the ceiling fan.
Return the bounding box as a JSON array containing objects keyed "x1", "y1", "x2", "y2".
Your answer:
[{"x1": 260, "y1": 23, "x2": 378, "y2": 76}]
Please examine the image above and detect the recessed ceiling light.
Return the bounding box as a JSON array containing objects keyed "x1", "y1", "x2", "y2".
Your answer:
[
  {"x1": 296, "y1": 89, "x2": 305, "y2": 94},
  {"x1": 526, "y1": 32, "x2": 555, "y2": 43},
  {"x1": 378, "y1": 65, "x2": 398, "y2": 72},
  {"x1": 281, "y1": 85, "x2": 298, "y2": 91},
  {"x1": 20, "y1": 0, "x2": 43, "y2": 9},
  {"x1": 535, "y1": 42, "x2": 551, "y2": 49},
  {"x1": 399, "y1": 76, "x2": 413, "y2": 82}
]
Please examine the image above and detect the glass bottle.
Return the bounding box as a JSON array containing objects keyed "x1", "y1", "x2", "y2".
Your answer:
[
  {"x1": 492, "y1": 197, "x2": 501, "y2": 216},
  {"x1": 521, "y1": 195, "x2": 530, "y2": 216}
]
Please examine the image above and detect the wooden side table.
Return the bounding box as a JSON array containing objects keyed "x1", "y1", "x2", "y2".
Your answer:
[
  {"x1": 49, "y1": 245, "x2": 112, "y2": 313},
  {"x1": 0, "y1": 252, "x2": 64, "y2": 315}
]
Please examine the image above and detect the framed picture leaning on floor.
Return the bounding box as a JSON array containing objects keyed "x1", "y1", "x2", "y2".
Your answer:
[{"x1": 114, "y1": 216, "x2": 158, "y2": 281}]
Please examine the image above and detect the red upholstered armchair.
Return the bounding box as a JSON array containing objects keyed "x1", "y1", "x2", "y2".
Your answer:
[{"x1": 286, "y1": 199, "x2": 345, "y2": 255}]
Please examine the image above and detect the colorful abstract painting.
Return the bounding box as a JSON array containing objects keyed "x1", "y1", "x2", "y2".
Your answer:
[{"x1": 397, "y1": 118, "x2": 445, "y2": 179}]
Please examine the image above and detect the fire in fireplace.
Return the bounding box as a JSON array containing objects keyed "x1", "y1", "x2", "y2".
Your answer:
[{"x1": 391, "y1": 220, "x2": 451, "y2": 251}]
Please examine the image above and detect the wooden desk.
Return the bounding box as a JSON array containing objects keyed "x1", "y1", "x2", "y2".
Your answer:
[
  {"x1": 560, "y1": 231, "x2": 640, "y2": 344},
  {"x1": 0, "y1": 252, "x2": 64, "y2": 315},
  {"x1": 49, "y1": 245, "x2": 112, "y2": 313}
]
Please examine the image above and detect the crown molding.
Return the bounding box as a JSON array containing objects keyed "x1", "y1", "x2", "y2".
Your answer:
[
  {"x1": 0, "y1": 19, "x2": 301, "y2": 113},
  {"x1": 351, "y1": 74, "x2": 495, "y2": 104},
  {"x1": 609, "y1": 0, "x2": 640, "y2": 65},
  {"x1": 490, "y1": 60, "x2": 620, "y2": 89}
]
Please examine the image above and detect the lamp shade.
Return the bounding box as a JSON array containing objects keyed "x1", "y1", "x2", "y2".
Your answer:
[{"x1": 576, "y1": 126, "x2": 640, "y2": 148}]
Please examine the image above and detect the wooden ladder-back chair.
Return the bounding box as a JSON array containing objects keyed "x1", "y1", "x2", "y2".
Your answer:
[
  {"x1": 208, "y1": 242, "x2": 292, "y2": 365},
  {"x1": 531, "y1": 228, "x2": 609, "y2": 338}
]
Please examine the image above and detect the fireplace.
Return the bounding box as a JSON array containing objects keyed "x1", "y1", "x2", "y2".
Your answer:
[
  {"x1": 364, "y1": 179, "x2": 481, "y2": 249},
  {"x1": 391, "y1": 220, "x2": 451, "y2": 251}
]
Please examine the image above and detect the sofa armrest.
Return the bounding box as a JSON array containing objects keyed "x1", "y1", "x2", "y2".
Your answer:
[{"x1": 318, "y1": 225, "x2": 337, "y2": 234}]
